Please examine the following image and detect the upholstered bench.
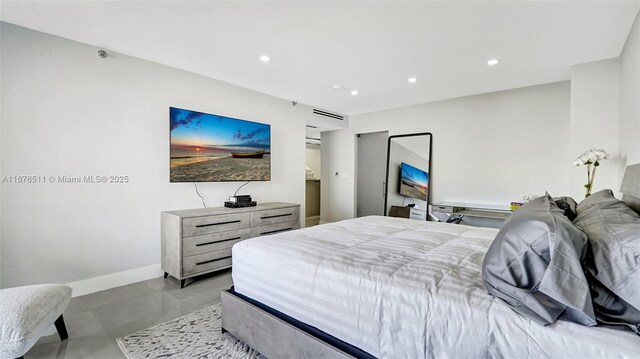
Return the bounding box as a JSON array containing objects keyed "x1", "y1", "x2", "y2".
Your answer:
[{"x1": 0, "y1": 284, "x2": 72, "y2": 359}]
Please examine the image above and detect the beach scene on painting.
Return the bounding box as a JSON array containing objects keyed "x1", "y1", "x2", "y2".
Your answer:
[
  {"x1": 399, "y1": 162, "x2": 429, "y2": 201},
  {"x1": 170, "y1": 107, "x2": 271, "y2": 182}
]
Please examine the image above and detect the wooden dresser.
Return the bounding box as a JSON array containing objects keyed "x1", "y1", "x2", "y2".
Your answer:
[{"x1": 161, "y1": 202, "x2": 300, "y2": 288}]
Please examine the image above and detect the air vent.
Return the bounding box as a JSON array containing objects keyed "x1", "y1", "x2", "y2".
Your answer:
[
  {"x1": 306, "y1": 136, "x2": 321, "y2": 145},
  {"x1": 313, "y1": 109, "x2": 344, "y2": 121}
]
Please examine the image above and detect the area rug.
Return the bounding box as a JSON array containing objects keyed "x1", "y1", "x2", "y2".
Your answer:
[{"x1": 116, "y1": 303, "x2": 266, "y2": 359}]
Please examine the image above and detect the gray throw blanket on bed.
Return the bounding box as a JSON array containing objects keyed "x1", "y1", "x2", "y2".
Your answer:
[
  {"x1": 482, "y1": 196, "x2": 596, "y2": 326},
  {"x1": 573, "y1": 189, "x2": 640, "y2": 334}
]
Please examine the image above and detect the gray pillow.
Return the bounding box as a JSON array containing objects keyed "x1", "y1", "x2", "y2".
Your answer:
[
  {"x1": 585, "y1": 270, "x2": 640, "y2": 334},
  {"x1": 482, "y1": 195, "x2": 596, "y2": 326},
  {"x1": 574, "y1": 189, "x2": 640, "y2": 313}
]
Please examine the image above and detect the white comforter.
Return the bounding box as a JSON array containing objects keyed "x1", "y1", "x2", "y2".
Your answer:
[{"x1": 232, "y1": 216, "x2": 640, "y2": 358}]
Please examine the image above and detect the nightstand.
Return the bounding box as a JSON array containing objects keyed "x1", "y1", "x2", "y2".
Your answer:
[{"x1": 389, "y1": 205, "x2": 427, "y2": 220}]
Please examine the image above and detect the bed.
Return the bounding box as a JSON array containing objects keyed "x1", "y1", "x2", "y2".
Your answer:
[{"x1": 222, "y1": 216, "x2": 640, "y2": 358}]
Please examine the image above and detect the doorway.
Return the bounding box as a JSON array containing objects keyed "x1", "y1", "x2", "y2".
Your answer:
[
  {"x1": 305, "y1": 141, "x2": 321, "y2": 226},
  {"x1": 356, "y1": 131, "x2": 389, "y2": 217}
]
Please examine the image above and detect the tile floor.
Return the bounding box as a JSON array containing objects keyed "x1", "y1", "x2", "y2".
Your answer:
[{"x1": 25, "y1": 269, "x2": 233, "y2": 359}]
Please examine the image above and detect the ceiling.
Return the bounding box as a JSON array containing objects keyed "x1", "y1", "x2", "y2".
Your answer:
[{"x1": 1, "y1": 1, "x2": 639, "y2": 116}]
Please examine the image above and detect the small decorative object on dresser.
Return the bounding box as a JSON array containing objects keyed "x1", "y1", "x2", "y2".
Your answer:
[{"x1": 161, "y1": 202, "x2": 300, "y2": 288}]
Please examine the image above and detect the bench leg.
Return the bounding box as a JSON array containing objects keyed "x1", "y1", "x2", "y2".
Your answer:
[{"x1": 54, "y1": 315, "x2": 69, "y2": 341}]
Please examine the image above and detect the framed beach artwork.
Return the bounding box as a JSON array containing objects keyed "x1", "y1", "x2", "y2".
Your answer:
[
  {"x1": 399, "y1": 162, "x2": 428, "y2": 201},
  {"x1": 170, "y1": 107, "x2": 271, "y2": 182}
]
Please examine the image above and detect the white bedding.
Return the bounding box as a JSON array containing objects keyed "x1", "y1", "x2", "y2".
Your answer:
[{"x1": 232, "y1": 216, "x2": 640, "y2": 358}]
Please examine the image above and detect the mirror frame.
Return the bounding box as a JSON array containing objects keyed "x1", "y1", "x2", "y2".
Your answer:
[{"x1": 383, "y1": 132, "x2": 433, "y2": 217}]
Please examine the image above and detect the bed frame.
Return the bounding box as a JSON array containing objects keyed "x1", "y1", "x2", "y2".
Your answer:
[
  {"x1": 221, "y1": 288, "x2": 375, "y2": 359},
  {"x1": 620, "y1": 163, "x2": 640, "y2": 212}
]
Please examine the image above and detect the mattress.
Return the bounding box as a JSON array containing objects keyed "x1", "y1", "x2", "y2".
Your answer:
[{"x1": 232, "y1": 216, "x2": 640, "y2": 358}]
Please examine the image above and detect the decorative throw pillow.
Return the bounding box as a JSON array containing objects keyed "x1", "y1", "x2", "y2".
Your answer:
[
  {"x1": 553, "y1": 196, "x2": 578, "y2": 221},
  {"x1": 574, "y1": 189, "x2": 640, "y2": 313},
  {"x1": 482, "y1": 195, "x2": 596, "y2": 326}
]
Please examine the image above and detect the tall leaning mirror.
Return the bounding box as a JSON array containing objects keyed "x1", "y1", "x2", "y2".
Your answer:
[{"x1": 384, "y1": 133, "x2": 432, "y2": 220}]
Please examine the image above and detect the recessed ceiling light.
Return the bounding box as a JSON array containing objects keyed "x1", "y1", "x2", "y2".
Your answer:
[
  {"x1": 259, "y1": 55, "x2": 271, "y2": 63},
  {"x1": 487, "y1": 59, "x2": 499, "y2": 66},
  {"x1": 350, "y1": 90, "x2": 359, "y2": 96},
  {"x1": 332, "y1": 84, "x2": 343, "y2": 90},
  {"x1": 408, "y1": 77, "x2": 417, "y2": 83}
]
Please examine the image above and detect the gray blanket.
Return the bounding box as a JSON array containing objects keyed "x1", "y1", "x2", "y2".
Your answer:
[{"x1": 482, "y1": 195, "x2": 596, "y2": 326}]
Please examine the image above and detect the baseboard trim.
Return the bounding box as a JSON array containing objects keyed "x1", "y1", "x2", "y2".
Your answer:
[{"x1": 66, "y1": 264, "x2": 163, "y2": 297}]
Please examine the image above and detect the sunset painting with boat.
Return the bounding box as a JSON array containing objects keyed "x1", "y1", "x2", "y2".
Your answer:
[{"x1": 170, "y1": 107, "x2": 271, "y2": 182}]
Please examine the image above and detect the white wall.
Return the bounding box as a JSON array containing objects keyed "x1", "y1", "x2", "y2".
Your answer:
[
  {"x1": 0, "y1": 34, "x2": 3, "y2": 287},
  {"x1": 620, "y1": 11, "x2": 640, "y2": 167},
  {"x1": 0, "y1": 23, "x2": 314, "y2": 289},
  {"x1": 570, "y1": 59, "x2": 622, "y2": 197},
  {"x1": 321, "y1": 82, "x2": 574, "y2": 222},
  {"x1": 305, "y1": 144, "x2": 321, "y2": 179},
  {"x1": 321, "y1": 129, "x2": 356, "y2": 223}
]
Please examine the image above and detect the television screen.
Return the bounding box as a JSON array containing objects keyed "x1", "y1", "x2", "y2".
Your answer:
[
  {"x1": 399, "y1": 162, "x2": 429, "y2": 201},
  {"x1": 170, "y1": 107, "x2": 271, "y2": 182}
]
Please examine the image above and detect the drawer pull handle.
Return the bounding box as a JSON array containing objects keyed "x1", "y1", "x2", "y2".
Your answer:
[
  {"x1": 196, "y1": 220, "x2": 241, "y2": 228},
  {"x1": 260, "y1": 228, "x2": 293, "y2": 235},
  {"x1": 196, "y1": 256, "x2": 232, "y2": 266},
  {"x1": 260, "y1": 213, "x2": 292, "y2": 220},
  {"x1": 196, "y1": 237, "x2": 241, "y2": 247}
]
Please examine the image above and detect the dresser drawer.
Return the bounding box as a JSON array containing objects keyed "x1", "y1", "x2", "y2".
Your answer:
[
  {"x1": 250, "y1": 220, "x2": 300, "y2": 237},
  {"x1": 182, "y1": 249, "x2": 233, "y2": 277},
  {"x1": 182, "y1": 212, "x2": 251, "y2": 237},
  {"x1": 409, "y1": 209, "x2": 427, "y2": 221},
  {"x1": 182, "y1": 228, "x2": 250, "y2": 257},
  {"x1": 251, "y1": 207, "x2": 299, "y2": 227}
]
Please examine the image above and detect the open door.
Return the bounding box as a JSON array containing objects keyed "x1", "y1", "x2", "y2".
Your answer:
[
  {"x1": 356, "y1": 131, "x2": 389, "y2": 217},
  {"x1": 305, "y1": 141, "x2": 321, "y2": 227}
]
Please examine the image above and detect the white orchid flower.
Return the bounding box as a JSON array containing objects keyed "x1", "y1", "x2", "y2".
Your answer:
[{"x1": 573, "y1": 148, "x2": 608, "y2": 198}]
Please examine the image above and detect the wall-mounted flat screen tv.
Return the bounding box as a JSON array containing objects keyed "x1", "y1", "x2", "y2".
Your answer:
[
  {"x1": 399, "y1": 162, "x2": 428, "y2": 201},
  {"x1": 170, "y1": 107, "x2": 271, "y2": 182}
]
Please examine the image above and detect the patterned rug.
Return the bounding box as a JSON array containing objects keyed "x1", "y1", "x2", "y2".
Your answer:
[{"x1": 116, "y1": 303, "x2": 266, "y2": 359}]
